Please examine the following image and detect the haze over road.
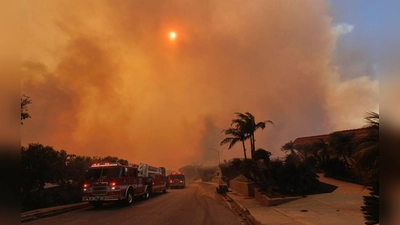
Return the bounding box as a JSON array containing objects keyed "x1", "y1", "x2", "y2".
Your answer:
[{"x1": 23, "y1": 182, "x2": 243, "y2": 225}]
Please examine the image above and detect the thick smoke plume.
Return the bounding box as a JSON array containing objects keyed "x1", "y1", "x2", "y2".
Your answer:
[{"x1": 21, "y1": 0, "x2": 378, "y2": 171}]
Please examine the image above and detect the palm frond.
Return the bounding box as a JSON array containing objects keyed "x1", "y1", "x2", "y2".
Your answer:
[
  {"x1": 220, "y1": 137, "x2": 237, "y2": 149},
  {"x1": 363, "y1": 111, "x2": 379, "y2": 129}
]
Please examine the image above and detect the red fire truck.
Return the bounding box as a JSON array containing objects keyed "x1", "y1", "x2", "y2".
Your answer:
[
  {"x1": 168, "y1": 172, "x2": 186, "y2": 189},
  {"x1": 82, "y1": 162, "x2": 167, "y2": 208}
]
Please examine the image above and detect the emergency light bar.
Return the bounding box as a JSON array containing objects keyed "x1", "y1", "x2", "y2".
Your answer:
[
  {"x1": 171, "y1": 172, "x2": 183, "y2": 175},
  {"x1": 91, "y1": 162, "x2": 120, "y2": 167}
]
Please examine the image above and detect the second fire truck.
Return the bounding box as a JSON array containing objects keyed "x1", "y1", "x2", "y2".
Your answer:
[
  {"x1": 82, "y1": 162, "x2": 167, "y2": 208},
  {"x1": 168, "y1": 172, "x2": 186, "y2": 189}
]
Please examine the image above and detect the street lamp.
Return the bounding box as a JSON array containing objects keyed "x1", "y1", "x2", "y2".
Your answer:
[
  {"x1": 209, "y1": 148, "x2": 220, "y2": 165},
  {"x1": 209, "y1": 148, "x2": 228, "y2": 189}
]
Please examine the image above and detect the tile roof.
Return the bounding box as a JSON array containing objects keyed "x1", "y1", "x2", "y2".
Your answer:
[{"x1": 293, "y1": 127, "x2": 370, "y2": 146}]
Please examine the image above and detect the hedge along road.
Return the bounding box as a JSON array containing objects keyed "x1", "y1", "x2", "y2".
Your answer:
[{"x1": 23, "y1": 182, "x2": 243, "y2": 225}]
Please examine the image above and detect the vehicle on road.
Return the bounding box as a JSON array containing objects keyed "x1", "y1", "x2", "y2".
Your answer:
[
  {"x1": 82, "y1": 162, "x2": 167, "y2": 208},
  {"x1": 168, "y1": 172, "x2": 186, "y2": 189}
]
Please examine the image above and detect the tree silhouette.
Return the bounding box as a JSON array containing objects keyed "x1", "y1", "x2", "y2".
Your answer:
[
  {"x1": 21, "y1": 143, "x2": 59, "y2": 195},
  {"x1": 281, "y1": 140, "x2": 296, "y2": 155},
  {"x1": 281, "y1": 141, "x2": 302, "y2": 166},
  {"x1": 353, "y1": 111, "x2": 379, "y2": 185},
  {"x1": 220, "y1": 127, "x2": 248, "y2": 159},
  {"x1": 353, "y1": 111, "x2": 379, "y2": 225},
  {"x1": 225, "y1": 112, "x2": 273, "y2": 159},
  {"x1": 328, "y1": 131, "x2": 356, "y2": 170},
  {"x1": 21, "y1": 94, "x2": 32, "y2": 124},
  {"x1": 234, "y1": 112, "x2": 274, "y2": 158},
  {"x1": 253, "y1": 148, "x2": 273, "y2": 191},
  {"x1": 312, "y1": 139, "x2": 329, "y2": 165}
]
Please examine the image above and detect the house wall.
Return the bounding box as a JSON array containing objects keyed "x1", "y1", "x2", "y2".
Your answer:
[
  {"x1": 229, "y1": 180, "x2": 256, "y2": 197},
  {"x1": 254, "y1": 189, "x2": 302, "y2": 206}
]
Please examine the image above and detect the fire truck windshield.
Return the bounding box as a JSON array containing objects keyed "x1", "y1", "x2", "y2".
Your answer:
[{"x1": 85, "y1": 167, "x2": 122, "y2": 180}]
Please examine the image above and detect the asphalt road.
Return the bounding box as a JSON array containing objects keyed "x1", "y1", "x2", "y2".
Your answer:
[{"x1": 23, "y1": 182, "x2": 243, "y2": 225}]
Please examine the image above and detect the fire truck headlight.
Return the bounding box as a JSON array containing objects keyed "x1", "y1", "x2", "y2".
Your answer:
[
  {"x1": 83, "y1": 184, "x2": 92, "y2": 192},
  {"x1": 83, "y1": 187, "x2": 92, "y2": 192},
  {"x1": 108, "y1": 182, "x2": 120, "y2": 190},
  {"x1": 108, "y1": 186, "x2": 120, "y2": 191}
]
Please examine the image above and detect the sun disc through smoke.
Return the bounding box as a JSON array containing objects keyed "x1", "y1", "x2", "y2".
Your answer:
[{"x1": 169, "y1": 31, "x2": 177, "y2": 40}]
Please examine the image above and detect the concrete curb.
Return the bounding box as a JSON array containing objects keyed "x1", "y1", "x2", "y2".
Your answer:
[
  {"x1": 203, "y1": 181, "x2": 260, "y2": 224},
  {"x1": 224, "y1": 193, "x2": 261, "y2": 225},
  {"x1": 21, "y1": 202, "x2": 91, "y2": 223}
]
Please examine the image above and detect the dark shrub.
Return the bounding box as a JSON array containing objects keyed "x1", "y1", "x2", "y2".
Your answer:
[
  {"x1": 269, "y1": 160, "x2": 284, "y2": 188},
  {"x1": 284, "y1": 153, "x2": 301, "y2": 166},
  {"x1": 303, "y1": 156, "x2": 318, "y2": 172},
  {"x1": 320, "y1": 158, "x2": 349, "y2": 179},
  {"x1": 276, "y1": 162, "x2": 319, "y2": 195},
  {"x1": 361, "y1": 182, "x2": 379, "y2": 225},
  {"x1": 219, "y1": 162, "x2": 240, "y2": 186},
  {"x1": 197, "y1": 166, "x2": 218, "y2": 182}
]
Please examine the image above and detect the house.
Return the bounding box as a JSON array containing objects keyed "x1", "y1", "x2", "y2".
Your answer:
[{"x1": 293, "y1": 127, "x2": 370, "y2": 146}]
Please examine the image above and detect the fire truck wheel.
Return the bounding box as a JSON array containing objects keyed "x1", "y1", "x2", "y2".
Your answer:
[
  {"x1": 91, "y1": 202, "x2": 103, "y2": 209},
  {"x1": 142, "y1": 189, "x2": 150, "y2": 200},
  {"x1": 163, "y1": 184, "x2": 167, "y2": 193},
  {"x1": 125, "y1": 189, "x2": 134, "y2": 206}
]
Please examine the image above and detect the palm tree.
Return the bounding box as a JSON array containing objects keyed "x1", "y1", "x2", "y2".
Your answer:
[
  {"x1": 328, "y1": 131, "x2": 356, "y2": 169},
  {"x1": 229, "y1": 158, "x2": 254, "y2": 182},
  {"x1": 253, "y1": 148, "x2": 273, "y2": 192},
  {"x1": 312, "y1": 139, "x2": 329, "y2": 163},
  {"x1": 353, "y1": 111, "x2": 379, "y2": 225},
  {"x1": 281, "y1": 141, "x2": 301, "y2": 166},
  {"x1": 220, "y1": 127, "x2": 248, "y2": 159},
  {"x1": 294, "y1": 143, "x2": 314, "y2": 161},
  {"x1": 353, "y1": 111, "x2": 379, "y2": 186},
  {"x1": 232, "y1": 112, "x2": 274, "y2": 159},
  {"x1": 253, "y1": 148, "x2": 272, "y2": 168},
  {"x1": 281, "y1": 141, "x2": 296, "y2": 155}
]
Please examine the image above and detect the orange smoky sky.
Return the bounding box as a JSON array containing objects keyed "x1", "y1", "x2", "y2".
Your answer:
[{"x1": 21, "y1": 0, "x2": 378, "y2": 171}]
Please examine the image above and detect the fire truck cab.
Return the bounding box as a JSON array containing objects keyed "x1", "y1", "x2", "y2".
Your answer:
[
  {"x1": 82, "y1": 162, "x2": 167, "y2": 208},
  {"x1": 168, "y1": 172, "x2": 186, "y2": 189}
]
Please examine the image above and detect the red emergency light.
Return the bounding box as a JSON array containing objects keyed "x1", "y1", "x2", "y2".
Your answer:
[
  {"x1": 171, "y1": 172, "x2": 183, "y2": 175},
  {"x1": 91, "y1": 162, "x2": 119, "y2": 167}
]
